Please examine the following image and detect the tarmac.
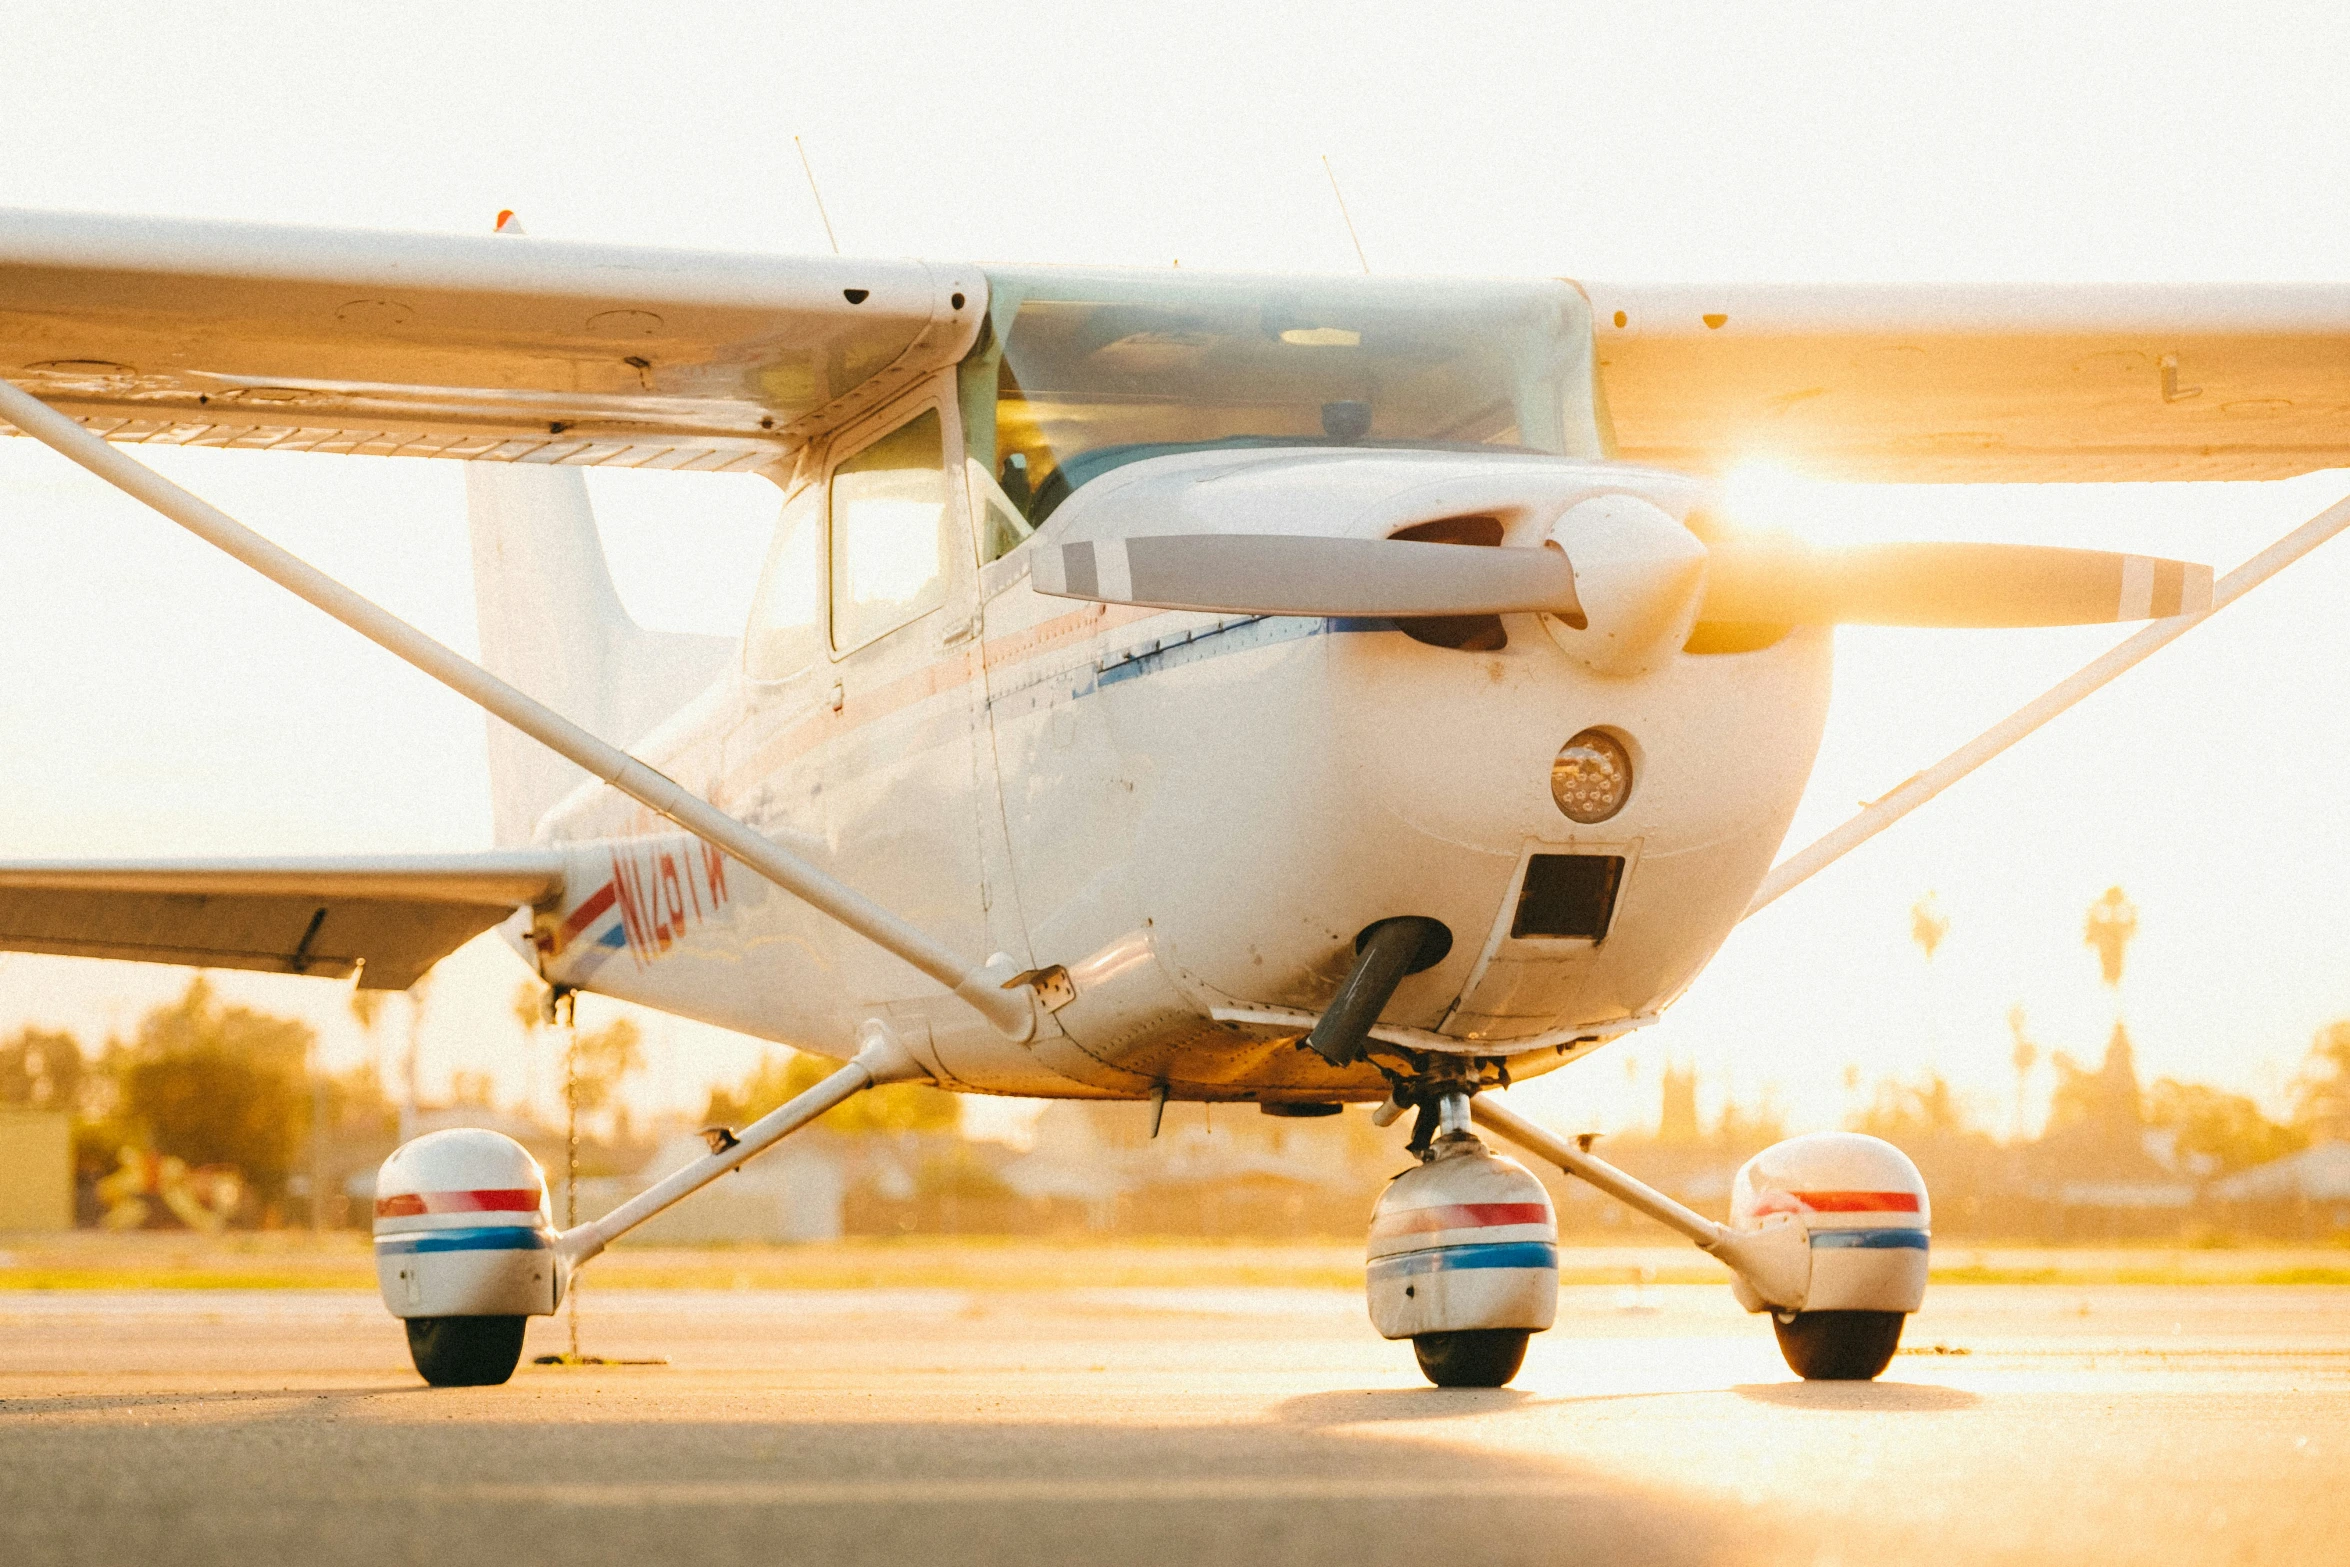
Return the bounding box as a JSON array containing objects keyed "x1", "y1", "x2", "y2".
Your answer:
[{"x1": 1, "y1": 1281, "x2": 2344, "y2": 1566}]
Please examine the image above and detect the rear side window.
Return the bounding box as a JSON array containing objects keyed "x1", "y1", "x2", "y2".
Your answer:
[
  {"x1": 830, "y1": 409, "x2": 950, "y2": 652},
  {"x1": 744, "y1": 483, "x2": 824, "y2": 682}
]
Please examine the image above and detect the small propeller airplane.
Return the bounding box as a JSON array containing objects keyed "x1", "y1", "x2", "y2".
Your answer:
[{"x1": 3, "y1": 207, "x2": 2346, "y2": 1389}]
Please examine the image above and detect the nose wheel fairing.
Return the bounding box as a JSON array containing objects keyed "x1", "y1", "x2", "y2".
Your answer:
[{"x1": 1368, "y1": 1108, "x2": 1559, "y2": 1343}]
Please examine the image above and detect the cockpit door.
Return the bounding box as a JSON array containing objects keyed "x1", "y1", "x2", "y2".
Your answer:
[{"x1": 808, "y1": 388, "x2": 1008, "y2": 1050}]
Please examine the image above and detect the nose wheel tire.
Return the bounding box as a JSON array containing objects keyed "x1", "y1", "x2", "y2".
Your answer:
[
  {"x1": 405, "y1": 1316, "x2": 527, "y2": 1387},
  {"x1": 1412, "y1": 1329, "x2": 1529, "y2": 1388},
  {"x1": 1772, "y1": 1310, "x2": 1906, "y2": 1381}
]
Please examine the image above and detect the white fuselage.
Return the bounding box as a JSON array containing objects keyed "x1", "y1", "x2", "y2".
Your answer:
[{"x1": 523, "y1": 373, "x2": 1834, "y2": 1105}]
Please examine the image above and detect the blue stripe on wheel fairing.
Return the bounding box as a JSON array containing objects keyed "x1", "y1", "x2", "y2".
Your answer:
[
  {"x1": 1807, "y1": 1228, "x2": 1930, "y2": 1251},
  {"x1": 1366, "y1": 1241, "x2": 1559, "y2": 1281},
  {"x1": 374, "y1": 1226, "x2": 555, "y2": 1255}
]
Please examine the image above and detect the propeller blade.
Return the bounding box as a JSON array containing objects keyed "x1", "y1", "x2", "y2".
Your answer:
[
  {"x1": 1699, "y1": 541, "x2": 2214, "y2": 628},
  {"x1": 1033, "y1": 534, "x2": 1585, "y2": 624}
]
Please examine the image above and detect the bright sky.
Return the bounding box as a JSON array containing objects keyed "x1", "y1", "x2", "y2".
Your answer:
[{"x1": 2, "y1": 3, "x2": 2346, "y2": 1146}]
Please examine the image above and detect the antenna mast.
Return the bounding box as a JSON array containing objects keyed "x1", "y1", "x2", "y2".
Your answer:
[
  {"x1": 1322, "y1": 154, "x2": 1370, "y2": 274},
  {"x1": 796, "y1": 135, "x2": 841, "y2": 255}
]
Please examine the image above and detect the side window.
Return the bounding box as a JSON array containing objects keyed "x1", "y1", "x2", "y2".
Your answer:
[
  {"x1": 830, "y1": 408, "x2": 950, "y2": 652},
  {"x1": 744, "y1": 482, "x2": 824, "y2": 682}
]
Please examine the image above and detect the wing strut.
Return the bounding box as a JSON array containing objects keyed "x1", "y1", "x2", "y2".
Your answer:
[
  {"x1": 1744, "y1": 487, "x2": 2350, "y2": 920},
  {"x1": 0, "y1": 375, "x2": 1035, "y2": 1040},
  {"x1": 1469, "y1": 1092, "x2": 1810, "y2": 1310}
]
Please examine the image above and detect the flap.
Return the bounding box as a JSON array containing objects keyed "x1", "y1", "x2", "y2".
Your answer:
[
  {"x1": 0, "y1": 208, "x2": 983, "y2": 472},
  {"x1": 0, "y1": 853, "x2": 565, "y2": 989},
  {"x1": 1583, "y1": 282, "x2": 2350, "y2": 482}
]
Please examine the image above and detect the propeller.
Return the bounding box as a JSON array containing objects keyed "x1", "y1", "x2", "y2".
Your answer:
[
  {"x1": 1699, "y1": 539, "x2": 2213, "y2": 628},
  {"x1": 1031, "y1": 531, "x2": 2213, "y2": 630},
  {"x1": 1034, "y1": 533, "x2": 1587, "y2": 626}
]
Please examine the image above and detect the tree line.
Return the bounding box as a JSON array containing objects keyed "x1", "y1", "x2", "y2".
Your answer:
[{"x1": 2, "y1": 976, "x2": 395, "y2": 1226}]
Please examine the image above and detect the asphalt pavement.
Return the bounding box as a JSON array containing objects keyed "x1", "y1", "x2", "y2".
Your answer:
[{"x1": 1, "y1": 1281, "x2": 2343, "y2": 1565}]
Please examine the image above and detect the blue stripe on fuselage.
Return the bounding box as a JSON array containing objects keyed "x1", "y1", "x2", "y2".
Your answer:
[{"x1": 1020, "y1": 614, "x2": 1397, "y2": 715}]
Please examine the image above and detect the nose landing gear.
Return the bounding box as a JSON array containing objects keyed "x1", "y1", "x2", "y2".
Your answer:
[{"x1": 1368, "y1": 1083, "x2": 1560, "y2": 1389}]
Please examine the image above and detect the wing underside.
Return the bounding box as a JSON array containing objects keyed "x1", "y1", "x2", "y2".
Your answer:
[
  {"x1": 0, "y1": 854, "x2": 565, "y2": 990},
  {"x1": 0, "y1": 209, "x2": 981, "y2": 472},
  {"x1": 1583, "y1": 283, "x2": 2350, "y2": 482},
  {"x1": 7, "y1": 219, "x2": 2341, "y2": 486}
]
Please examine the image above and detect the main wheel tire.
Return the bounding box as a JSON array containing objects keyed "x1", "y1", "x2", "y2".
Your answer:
[
  {"x1": 405, "y1": 1316, "x2": 527, "y2": 1387},
  {"x1": 1412, "y1": 1329, "x2": 1529, "y2": 1388},
  {"x1": 1773, "y1": 1310, "x2": 1905, "y2": 1381}
]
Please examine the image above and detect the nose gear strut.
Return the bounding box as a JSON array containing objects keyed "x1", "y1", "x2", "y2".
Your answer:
[{"x1": 1303, "y1": 916, "x2": 1450, "y2": 1067}]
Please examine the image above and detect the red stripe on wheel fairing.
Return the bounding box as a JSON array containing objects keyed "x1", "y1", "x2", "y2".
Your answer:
[
  {"x1": 1788, "y1": 1190, "x2": 1920, "y2": 1213},
  {"x1": 1368, "y1": 1202, "x2": 1549, "y2": 1239},
  {"x1": 374, "y1": 1188, "x2": 542, "y2": 1219}
]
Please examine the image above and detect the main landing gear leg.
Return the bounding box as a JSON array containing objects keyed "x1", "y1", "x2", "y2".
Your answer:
[
  {"x1": 375, "y1": 1021, "x2": 929, "y2": 1388},
  {"x1": 1467, "y1": 1095, "x2": 1932, "y2": 1383}
]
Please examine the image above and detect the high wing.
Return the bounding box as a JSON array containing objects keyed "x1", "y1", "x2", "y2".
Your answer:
[
  {"x1": 0, "y1": 854, "x2": 564, "y2": 989},
  {"x1": 0, "y1": 209, "x2": 980, "y2": 472},
  {"x1": 1582, "y1": 283, "x2": 2350, "y2": 482}
]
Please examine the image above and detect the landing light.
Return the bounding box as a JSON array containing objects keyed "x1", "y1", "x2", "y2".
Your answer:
[{"x1": 1551, "y1": 730, "x2": 1631, "y2": 824}]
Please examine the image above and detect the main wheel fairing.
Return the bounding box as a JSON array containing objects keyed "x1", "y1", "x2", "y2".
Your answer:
[
  {"x1": 373, "y1": 1129, "x2": 562, "y2": 1320},
  {"x1": 1730, "y1": 1131, "x2": 1931, "y2": 1315}
]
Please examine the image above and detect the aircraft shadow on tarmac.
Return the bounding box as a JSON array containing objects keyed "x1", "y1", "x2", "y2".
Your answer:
[
  {"x1": 1274, "y1": 1385, "x2": 1766, "y2": 1425},
  {"x1": 1732, "y1": 1381, "x2": 1980, "y2": 1412},
  {"x1": 1275, "y1": 1379, "x2": 1979, "y2": 1426},
  {"x1": 0, "y1": 1384, "x2": 417, "y2": 1418},
  {"x1": 1274, "y1": 1387, "x2": 1537, "y2": 1424},
  {"x1": 0, "y1": 1412, "x2": 1802, "y2": 1567}
]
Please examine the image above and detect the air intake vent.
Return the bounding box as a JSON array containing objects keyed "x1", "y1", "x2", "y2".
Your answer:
[
  {"x1": 1509, "y1": 854, "x2": 1625, "y2": 941},
  {"x1": 1389, "y1": 516, "x2": 1506, "y2": 651}
]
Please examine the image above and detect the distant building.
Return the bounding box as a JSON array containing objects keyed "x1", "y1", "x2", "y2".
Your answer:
[
  {"x1": 2211, "y1": 1140, "x2": 2350, "y2": 1202},
  {"x1": 998, "y1": 1100, "x2": 1396, "y2": 1237},
  {"x1": 2209, "y1": 1140, "x2": 2350, "y2": 1236}
]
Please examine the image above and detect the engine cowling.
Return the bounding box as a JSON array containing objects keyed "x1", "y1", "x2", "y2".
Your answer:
[
  {"x1": 373, "y1": 1129, "x2": 562, "y2": 1319},
  {"x1": 1729, "y1": 1131, "x2": 1929, "y2": 1314},
  {"x1": 1366, "y1": 1140, "x2": 1558, "y2": 1340}
]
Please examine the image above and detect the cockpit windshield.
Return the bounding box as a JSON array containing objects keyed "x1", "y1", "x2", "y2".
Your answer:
[{"x1": 958, "y1": 270, "x2": 1600, "y2": 546}]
